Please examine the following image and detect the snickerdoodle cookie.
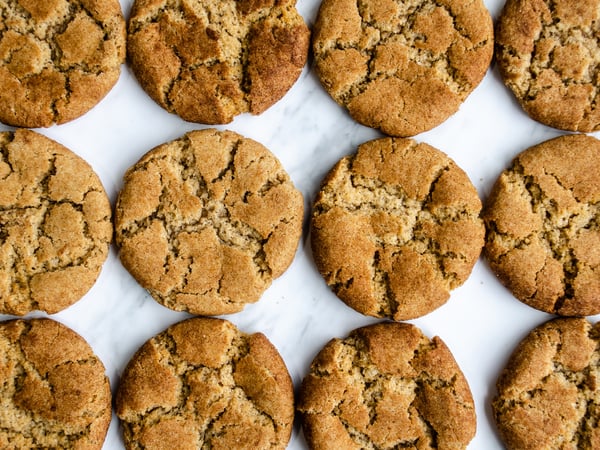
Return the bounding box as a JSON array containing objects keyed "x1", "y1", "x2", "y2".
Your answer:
[
  {"x1": 297, "y1": 321, "x2": 476, "y2": 449},
  {"x1": 127, "y1": 0, "x2": 310, "y2": 124},
  {"x1": 0, "y1": 318, "x2": 111, "y2": 449},
  {"x1": 311, "y1": 0, "x2": 494, "y2": 136},
  {"x1": 114, "y1": 128, "x2": 303, "y2": 315},
  {"x1": 0, "y1": 129, "x2": 112, "y2": 315},
  {"x1": 493, "y1": 317, "x2": 600, "y2": 449},
  {"x1": 311, "y1": 137, "x2": 484, "y2": 320},
  {"x1": 483, "y1": 134, "x2": 600, "y2": 316},
  {"x1": 115, "y1": 317, "x2": 295, "y2": 450},
  {"x1": 496, "y1": 0, "x2": 600, "y2": 132},
  {"x1": 0, "y1": 0, "x2": 126, "y2": 128}
]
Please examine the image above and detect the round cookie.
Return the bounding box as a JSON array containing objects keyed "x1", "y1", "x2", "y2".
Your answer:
[
  {"x1": 493, "y1": 317, "x2": 600, "y2": 449},
  {"x1": 496, "y1": 0, "x2": 600, "y2": 132},
  {"x1": 0, "y1": 129, "x2": 113, "y2": 315},
  {"x1": 297, "y1": 321, "x2": 476, "y2": 449},
  {"x1": 127, "y1": 0, "x2": 310, "y2": 124},
  {"x1": 115, "y1": 317, "x2": 295, "y2": 450},
  {"x1": 114, "y1": 128, "x2": 304, "y2": 315},
  {"x1": 311, "y1": 0, "x2": 494, "y2": 137},
  {"x1": 483, "y1": 134, "x2": 600, "y2": 316},
  {"x1": 0, "y1": 318, "x2": 112, "y2": 449},
  {"x1": 311, "y1": 137, "x2": 484, "y2": 320},
  {"x1": 0, "y1": 0, "x2": 126, "y2": 128}
]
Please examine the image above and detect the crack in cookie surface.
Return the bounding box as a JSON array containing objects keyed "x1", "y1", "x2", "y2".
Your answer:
[{"x1": 115, "y1": 128, "x2": 303, "y2": 315}]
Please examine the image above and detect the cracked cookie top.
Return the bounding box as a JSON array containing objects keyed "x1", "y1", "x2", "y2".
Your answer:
[
  {"x1": 310, "y1": 137, "x2": 484, "y2": 321},
  {"x1": 492, "y1": 317, "x2": 600, "y2": 449},
  {"x1": 114, "y1": 128, "x2": 304, "y2": 315},
  {"x1": 311, "y1": 0, "x2": 493, "y2": 137},
  {"x1": 483, "y1": 134, "x2": 600, "y2": 316},
  {"x1": 127, "y1": 0, "x2": 310, "y2": 124},
  {"x1": 0, "y1": 129, "x2": 113, "y2": 315},
  {"x1": 115, "y1": 317, "x2": 295, "y2": 450},
  {"x1": 0, "y1": 318, "x2": 112, "y2": 449},
  {"x1": 0, "y1": 0, "x2": 126, "y2": 128},
  {"x1": 496, "y1": 0, "x2": 600, "y2": 132},
  {"x1": 297, "y1": 321, "x2": 476, "y2": 449}
]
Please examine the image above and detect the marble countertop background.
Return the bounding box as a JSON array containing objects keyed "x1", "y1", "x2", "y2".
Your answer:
[{"x1": 2, "y1": 0, "x2": 598, "y2": 448}]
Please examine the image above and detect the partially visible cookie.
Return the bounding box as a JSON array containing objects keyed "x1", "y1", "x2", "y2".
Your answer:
[
  {"x1": 297, "y1": 321, "x2": 476, "y2": 449},
  {"x1": 0, "y1": 129, "x2": 112, "y2": 315},
  {"x1": 493, "y1": 317, "x2": 600, "y2": 449},
  {"x1": 483, "y1": 134, "x2": 600, "y2": 316},
  {"x1": 312, "y1": 0, "x2": 494, "y2": 136},
  {"x1": 0, "y1": 0, "x2": 126, "y2": 128},
  {"x1": 115, "y1": 317, "x2": 295, "y2": 450},
  {"x1": 114, "y1": 128, "x2": 304, "y2": 315},
  {"x1": 127, "y1": 0, "x2": 310, "y2": 124},
  {"x1": 0, "y1": 318, "x2": 112, "y2": 449},
  {"x1": 496, "y1": 0, "x2": 600, "y2": 132},
  {"x1": 311, "y1": 137, "x2": 484, "y2": 320}
]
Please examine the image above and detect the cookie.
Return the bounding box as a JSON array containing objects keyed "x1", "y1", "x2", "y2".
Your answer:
[
  {"x1": 115, "y1": 316, "x2": 295, "y2": 450},
  {"x1": 297, "y1": 321, "x2": 476, "y2": 449},
  {"x1": 0, "y1": 129, "x2": 112, "y2": 315},
  {"x1": 127, "y1": 0, "x2": 310, "y2": 124},
  {"x1": 0, "y1": 318, "x2": 111, "y2": 449},
  {"x1": 496, "y1": 0, "x2": 600, "y2": 132},
  {"x1": 311, "y1": 0, "x2": 493, "y2": 137},
  {"x1": 493, "y1": 317, "x2": 600, "y2": 449},
  {"x1": 311, "y1": 137, "x2": 484, "y2": 320},
  {"x1": 114, "y1": 128, "x2": 304, "y2": 315},
  {"x1": 483, "y1": 134, "x2": 600, "y2": 316},
  {"x1": 0, "y1": 0, "x2": 126, "y2": 128}
]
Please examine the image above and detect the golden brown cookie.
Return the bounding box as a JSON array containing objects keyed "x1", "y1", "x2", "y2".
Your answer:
[
  {"x1": 311, "y1": 0, "x2": 494, "y2": 137},
  {"x1": 483, "y1": 134, "x2": 600, "y2": 316},
  {"x1": 496, "y1": 0, "x2": 600, "y2": 132},
  {"x1": 115, "y1": 317, "x2": 295, "y2": 450},
  {"x1": 0, "y1": 129, "x2": 112, "y2": 315},
  {"x1": 493, "y1": 317, "x2": 600, "y2": 449},
  {"x1": 127, "y1": 0, "x2": 310, "y2": 124},
  {"x1": 311, "y1": 137, "x2": 484, "y2": 320},
  {"x1": 114, "y1": 128, "x2": 304, "y2": 315},
  {"x1": 297, "y1": 321, "x2": 476, "y2": 449},
  {"x1": 0, "y1": 0, "x2": 126, "y2": 128},
  {"x1": 0, "y1": 318, "x2": 112, "y2": 449}
]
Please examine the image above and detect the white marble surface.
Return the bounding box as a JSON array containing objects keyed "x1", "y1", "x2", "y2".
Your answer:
[{"x1": 2, "y1": 0, "x2": 599, "y2": 448}]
